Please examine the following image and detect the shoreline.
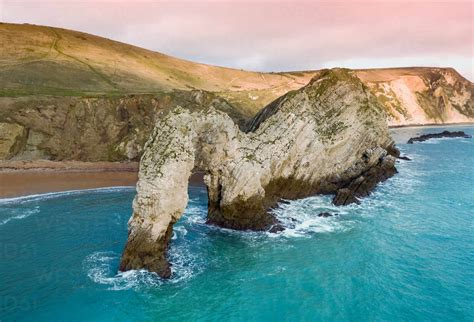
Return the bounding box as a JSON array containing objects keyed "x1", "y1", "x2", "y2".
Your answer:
[
  {"x1": 0, "y1": 160, "x2": 139, "y2": 172},
  {"x1": 0, "y1": 171, "x2": 138, "y2": 199},
  {"x1": 0, "y1": 161, "x2": 140, "y2": 198},
  {"x1": 0, "y1": 160, "x2": 205, "y2": 198},
  {"x1": 388, "y1": 122, "x2": 474, "y2": 129},
  {"x1": 2, "y1": 122, "x2": 472, "y2": 199}
]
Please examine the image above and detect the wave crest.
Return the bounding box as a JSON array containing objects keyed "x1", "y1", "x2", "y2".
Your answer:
[
  {"x1": 0, "y1": 186, "x2": 135, "y2": 205},
  {"x1": 0, "y1": 206, "x2": 40, "y2": 226},
  {"x1": 83, "y1": 251, "x2": 162, "y2": 291}
]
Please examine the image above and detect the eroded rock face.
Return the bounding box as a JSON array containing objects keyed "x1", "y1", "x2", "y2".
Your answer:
[
  {"x1": 0, "y1": 122, "x2": 27, "y2": 159},
  {"x1": 0, "y1": 91, "x2": 247, "y2": 161},
  {"x1": 120, "y1": 69, "x2": 399, "y2": 277},
  {"x1": 359, "y1": 68, "x2": 474, "y2": 126}
]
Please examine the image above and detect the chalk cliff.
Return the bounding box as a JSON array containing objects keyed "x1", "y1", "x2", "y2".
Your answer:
[
  {"x1": 119, "y1": 69, "x2": 398, "y2": 277},
  {"x1": 357, "y1": 68, "x2": 473, "y2": 126}
]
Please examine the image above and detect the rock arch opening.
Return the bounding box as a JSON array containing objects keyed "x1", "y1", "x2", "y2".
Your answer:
[{"x1": 119, "y1": 69, "x2": 399, "y2": 278}]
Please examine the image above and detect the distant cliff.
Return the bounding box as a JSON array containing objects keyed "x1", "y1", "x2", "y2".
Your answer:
[
  {"x1": 356, "y1": 68, "x2": 473, "y2": 126},
  {"x1": 0, "y1": 23, "x2": 472, "y2": 162}
]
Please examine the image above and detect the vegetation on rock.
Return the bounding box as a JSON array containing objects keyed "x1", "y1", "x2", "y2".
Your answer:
[{"x1": 120, "y1": 69, "x2": 399, "y2": 277}]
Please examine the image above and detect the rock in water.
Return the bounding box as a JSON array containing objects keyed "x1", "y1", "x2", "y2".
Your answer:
[
  {"x1": 318, "y1": 212, "x2": 338, "y2": 218},
  {"x1": 398, "y1": 155, "x2": 411, "y2": 161},
  {"x1": 119, "y1": 69, "x2": 399, "y2": 277},
  {"x1": 407, "y1": 130, "x2": 472, "y2": 144}
]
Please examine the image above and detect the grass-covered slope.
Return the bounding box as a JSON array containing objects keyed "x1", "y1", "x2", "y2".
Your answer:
[{"x1": 0, "y1": 22, "x2": 315, "y2": 115}]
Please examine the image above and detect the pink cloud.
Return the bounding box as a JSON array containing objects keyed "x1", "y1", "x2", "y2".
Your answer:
[{"x1": 2, "y1": 0, "x2": 473, "y2": 80}]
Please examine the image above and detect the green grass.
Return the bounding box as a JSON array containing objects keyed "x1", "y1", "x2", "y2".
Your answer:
[{"x1": 49, "y1": 28, "x2": 119, "y2": 91}]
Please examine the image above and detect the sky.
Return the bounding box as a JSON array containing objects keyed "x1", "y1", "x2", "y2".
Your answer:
[{"x1": 1, "y1": 0, "x2": 473, "y2": 80}]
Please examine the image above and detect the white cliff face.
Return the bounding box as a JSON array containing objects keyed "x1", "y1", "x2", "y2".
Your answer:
[
  {"x1": 120, "y1": 69, "x2": 398, "y2": 277},
  {"x1": 359, "y1": 68, "x2": 474, "y2": 126}
]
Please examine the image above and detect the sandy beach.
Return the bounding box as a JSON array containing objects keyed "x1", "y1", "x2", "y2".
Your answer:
[
  {"x1": 0, "y1": 161, "x2": 139, "y2": 198},
  {"x1": 0, "y1": 160, "x2": 206, "y2": 198},
  {"x1": 0, "y1": 171, "x2": 139, "y2": 198}
]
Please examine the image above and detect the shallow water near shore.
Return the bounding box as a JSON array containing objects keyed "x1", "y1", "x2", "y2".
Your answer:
[{"x1": 1, "y1": 126, "x2": 473, "y2": 321}]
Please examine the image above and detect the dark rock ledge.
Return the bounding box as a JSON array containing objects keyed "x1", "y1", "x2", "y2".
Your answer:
[{"x1": 407, "y1": 130, "x2": 471, "y2": 144}]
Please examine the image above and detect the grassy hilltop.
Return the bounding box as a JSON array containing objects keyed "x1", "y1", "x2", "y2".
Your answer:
[{"x1": 0, "y1": 22, "x2": 318, "y2": 115}]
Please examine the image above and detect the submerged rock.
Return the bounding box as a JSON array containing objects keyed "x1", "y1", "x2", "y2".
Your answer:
[
  {"x1": 317, "y1": 212, "x2": 339, "y2": 218},
  {"x1": 398, "y1": 155, "x2": 411, "y2": 161},
  {"x1": 268, "y1": 224, "x2": 285, "y2": 233},
  {"x1": 407, "y1": 130, "x2": 471, "y2": 144},
  {"x1": 119, "y1": 69, "x2": 398, "y2": 278}
]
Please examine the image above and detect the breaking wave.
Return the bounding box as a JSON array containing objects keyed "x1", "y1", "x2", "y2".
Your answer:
[
  {"x1": 84, "y1": 251, "x2": 162, "y2": 291},
  {"x1": 84, "y1": 244, "x2": 205, "y2": 291},
  {"x1": 65, "y1": 152, "x2": 426, "y2": 287},
  {"x1": 84, "y1": 194, "x2": 208, "y2": 290},
  {"x1": 0, "y1": 206, "x2": 40, "y2": 226},
  {"x1": 0, "y1": 186, "x2": 135, "y2": 205},
  {"x1": 268, "y1": 153, "x2": 423, "y2": 238},
  {"x1": 270, "y1": 196, "x2": 355, "y2": 237}
]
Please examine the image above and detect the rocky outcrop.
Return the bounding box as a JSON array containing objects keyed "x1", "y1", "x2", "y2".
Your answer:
[
  {"x1": 0, "y1": 91, "x2": 246, "y2": 161},
  {"x1": 332, "y1": 148, "x2": 397, "y2": 206},
  {"x1": 407, "y1": 130, "x2": 472, "y2": 144},
  {"x1": 120, "y1": 69, "x2": 399, "y2": 277},
  {"x1": 0, "y1": 122, "x2": 27, "y2": 159}
]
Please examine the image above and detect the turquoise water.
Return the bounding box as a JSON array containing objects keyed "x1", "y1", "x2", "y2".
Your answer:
[{"x1": 1, "y1": 126, "x2": 473, "y2": 321}]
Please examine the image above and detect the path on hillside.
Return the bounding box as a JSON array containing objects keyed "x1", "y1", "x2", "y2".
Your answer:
[{"x1": 50, "y1": 29, "x2": 119, "y2": 91}]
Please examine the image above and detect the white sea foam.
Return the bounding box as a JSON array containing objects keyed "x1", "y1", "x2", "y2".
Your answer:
[
  {"x1": 0, "y1": 206, "x2": 40, "y2": 226},
  {"x1": 269, "y1": 196, "x2": 355, "y2": 238},
  {"x1": 84, "y1": 251, "x2": 163, "y2": 291},
  {"x1": 83, "y1": 164, "x2": 419, "y2": 288},
  {"x1": 168, "y1": 241, "x2": 204, "y2": 283},
  {"x1": 0, "y1": 186, "x2": 135, "y2": 205},
  {"x1": 415, "y1": 136, "x2": 470, "y2": 145},
  {"x1": 84, "y1": 245, "x2": 204, "y2": 290},
  {"x1": 173, "y1": 225, "x2": 188, "y2": 238},
  {"x1": 182, "y1": 203, "x2": 207, "y2": 225},
  {"x1": 267, "y1": 149, "x2": 428, "y2": 238},
  {"x1": 81, "y1": 152, "x2": 431, "y2": 288}
]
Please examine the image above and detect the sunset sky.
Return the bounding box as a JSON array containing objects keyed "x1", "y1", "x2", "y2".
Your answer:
[{"x1": 1, "y1": 0, "x2": 473, "y2": 80}]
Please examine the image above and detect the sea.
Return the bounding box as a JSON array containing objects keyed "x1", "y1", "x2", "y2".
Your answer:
[{"x1": 0, "y1": 125, "x2": 473, "y2": 321}]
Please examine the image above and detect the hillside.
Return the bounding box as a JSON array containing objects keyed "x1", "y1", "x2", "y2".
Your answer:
[
  {"x1": 0, "y1": 22, "x2": 315, "y2": 116},
  {"x1": 0, "y1": 22, "x2": 472, "y2": 162}
]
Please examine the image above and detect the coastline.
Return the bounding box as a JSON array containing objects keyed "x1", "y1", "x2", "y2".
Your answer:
[
  {"x1": 2, "y1": 122, "x2": 472, "y2": 199},
  {"x1": 0, "y1": 171, "x2": 138, "y2": 198},
  {"x1": 388, "y1": 121, "x2": 474, "y2": 129},
  {"x1": 0, "y1": 160, "x2": 139, "y2": 172},
  {"x1": 0, "y1": 161, "x2": 205, "y2": 198},
  {"x1": 0, "y1": 161, "x2": 138, "y2": 198}
]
